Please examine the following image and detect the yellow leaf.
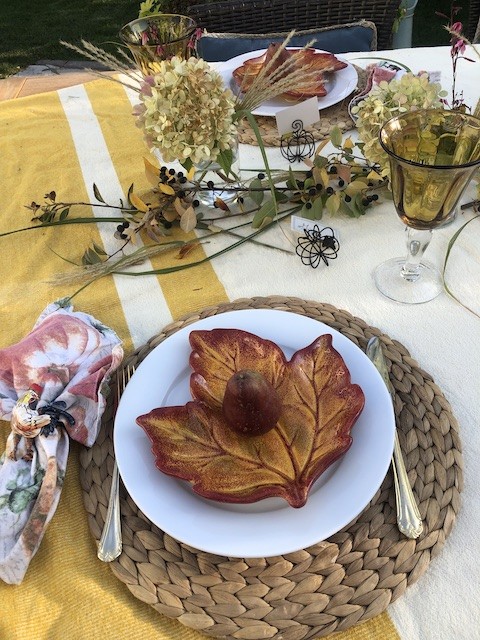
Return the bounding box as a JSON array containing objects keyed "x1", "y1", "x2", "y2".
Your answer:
[
  {"x1": 129, "y1": 192, "x2": 149, "y2": 212},
  {"x1": 313, "y1": 167, "x2": 330, "y2": 189},
  {"x1": 187, "y1": 166, "x2": 195, "y2": 181},
  {"x1": 366, "y1": 169, "x2": 383, "y2": 182},
  {"x1": 325, "y1": 192, "x2": 341, "y2": 215},
  {"x1": 345, "y1": 180, "x2": 368, "y2": 196},
  {"x1": 180, "y1": 206, "x2": 197, "y2": 233},
  {"x1": 159, "y1": 183, "x2": 175, "y2": 195},
  {"x1": 143, "y1": 157, "x2": 160, "y2": 186},
  {"x1": 315, "y1": 138, "x2": 330, "y2": 156},
  {"x1": 174, "y1": 197, "x2": 185, "y2": 216},
  {"x1": 343, "y1": 137, "x2": 354, "y2": 150}
]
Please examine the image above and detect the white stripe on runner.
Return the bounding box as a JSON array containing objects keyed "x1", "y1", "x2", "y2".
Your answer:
[{"x1": 58, "y1": 84, "x2": 172, "y2": 349}]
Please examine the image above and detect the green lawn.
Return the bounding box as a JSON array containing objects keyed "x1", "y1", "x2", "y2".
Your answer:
[
  {"x1": 0, "y1": 0, "x2": 138, "y2": 78},
  {"x1": 412, "y1": 0, "x2": 471, "y2": 47},
  {"x1": 0, "y1": 0, "x2": 472, "y2": 78}
]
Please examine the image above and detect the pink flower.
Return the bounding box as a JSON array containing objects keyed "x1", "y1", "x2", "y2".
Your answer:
[{"x1": 450, "y1": 21, "x2": 466, "y2": 53}]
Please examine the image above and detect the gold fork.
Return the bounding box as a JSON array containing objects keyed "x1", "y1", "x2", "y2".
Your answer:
[{"x1": 97, "y1": 364, "x2": 135, "y2": 562}]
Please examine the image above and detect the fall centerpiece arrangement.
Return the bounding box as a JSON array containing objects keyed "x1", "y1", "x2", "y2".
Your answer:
[{"x1": 1, "y1": 6, "x2": 478, "y2": 310}]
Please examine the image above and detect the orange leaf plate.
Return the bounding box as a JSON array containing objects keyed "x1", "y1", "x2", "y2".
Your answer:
[
  {"x1": 137, "y1": 328, "x2": 365, "y2": 508},
  {"x1": 218, "y1": 49, "x2": 358, "y2": 117},
  {"x1": 231, "y1": 44, "x2": 348, "y2": 99}
]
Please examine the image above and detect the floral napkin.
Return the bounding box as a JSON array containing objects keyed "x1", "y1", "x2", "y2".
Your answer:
[{"x1": 0, "y1": 301, "x2": 123, "y2": 585}]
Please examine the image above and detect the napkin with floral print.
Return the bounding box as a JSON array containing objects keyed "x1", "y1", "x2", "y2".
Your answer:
[{"x1": 0, "y1": 301, "x2": 123, "y2": 585}]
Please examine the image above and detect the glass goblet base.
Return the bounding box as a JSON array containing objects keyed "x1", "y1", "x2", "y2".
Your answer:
[{"x1": 374, "y1": 257, "x2": 443, "y2": 304}]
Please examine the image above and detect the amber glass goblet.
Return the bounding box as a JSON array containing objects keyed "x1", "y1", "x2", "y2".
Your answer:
[
  {"x1": 119, "y1": 14, "x2": 197, "y2": 75},
  {"x1": 375, "y1": 109, "x2": 480, "y2": 304}
]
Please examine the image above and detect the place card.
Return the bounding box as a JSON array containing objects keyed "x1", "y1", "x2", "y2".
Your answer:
[
  {"x1": 290, "y1": 215, "x2": 339, "y2": 240},
  {"x1": 275, "y1": 97, "x2": 319, "y2": 136}
]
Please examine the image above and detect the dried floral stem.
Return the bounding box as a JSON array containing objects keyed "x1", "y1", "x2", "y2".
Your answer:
[
  {"x1": 443, "y1": 213, "x2": 480, "y2": 319},
  {"x1": 60, "y1": 39, "x2": 143, "y2": 93},
  {"x1": 236, "y1": 34, "x2": 334, "y2": 113},
  {"x1": 51, "y1": 241, "x2": 185, "y2": 285},
  {"x1": 0, "y1": 216, "x2": 126, "y2": 238}
]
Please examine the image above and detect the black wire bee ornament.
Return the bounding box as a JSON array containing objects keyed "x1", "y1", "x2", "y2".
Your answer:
[
  {"x1": 296, "y1": 225, "x2": 340, "y2": 268},
  {"x1": 280, "y1": 120, "x2": 315, "y2": 163}
]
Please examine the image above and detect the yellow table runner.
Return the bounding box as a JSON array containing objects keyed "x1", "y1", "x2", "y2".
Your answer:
[{"x1": 0, "y1": 79, "x2": 399, "y2": 640}]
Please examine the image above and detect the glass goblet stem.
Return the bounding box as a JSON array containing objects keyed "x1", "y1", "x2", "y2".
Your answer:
[{"x1": 401, "y1": 227, "x2": 433, "y2": 283}]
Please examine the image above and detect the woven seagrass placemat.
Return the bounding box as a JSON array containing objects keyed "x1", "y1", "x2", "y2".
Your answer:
[
  {"x1": 80, "y1": 296, "x2": 463, "y2": 639},
  {"x1": 237, "y1": 67, "x2": 367, "y2": 147}
]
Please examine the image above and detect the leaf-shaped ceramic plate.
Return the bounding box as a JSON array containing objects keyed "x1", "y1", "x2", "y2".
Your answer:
[
  {"x1": 231, "y1": 45, "x2": 348, "y2": 98},
  {"x1": 115, "y1": 310, "x2": 395, "y2": 557},
  {"x1": 137, "y1": 330, "x2": 365, "y2": 508},
  {"x1": 218, "y1": 49, "x2": 358, "y2": 117}
]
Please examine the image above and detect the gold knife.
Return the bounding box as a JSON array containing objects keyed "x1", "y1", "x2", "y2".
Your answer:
[{"x1": 366, "y1": 337, "x2": 423, "y2": 539}]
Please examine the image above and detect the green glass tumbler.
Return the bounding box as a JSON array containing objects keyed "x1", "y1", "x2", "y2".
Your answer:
[{"x1": 119, "y1": 13, "x2": 198, "y2": 75}]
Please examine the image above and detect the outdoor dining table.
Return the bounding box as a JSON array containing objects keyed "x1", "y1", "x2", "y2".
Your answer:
[{"x1": 0, "y1": 45, "x2": 479, "y2": 640}]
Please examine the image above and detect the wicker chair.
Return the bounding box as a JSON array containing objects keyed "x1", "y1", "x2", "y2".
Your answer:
[
  {"x1": 465, "y1": 0, "x2": 480, "y2": 42},
  {"x1": 189, "y1": 0, "x2": 403, "y2": 50}
]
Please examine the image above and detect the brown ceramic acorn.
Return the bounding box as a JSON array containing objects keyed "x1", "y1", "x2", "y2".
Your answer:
[{"x1": 222, "y1": 369, "x2": 282, "y2": 436}]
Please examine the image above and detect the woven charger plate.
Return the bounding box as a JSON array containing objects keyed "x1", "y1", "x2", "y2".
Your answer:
[
  {"x1": 237, "y1": 67, "x2": 367, "y2": 147},
  {"x1": 80, "y1": 296, "x2": 463, "y2": 639}
]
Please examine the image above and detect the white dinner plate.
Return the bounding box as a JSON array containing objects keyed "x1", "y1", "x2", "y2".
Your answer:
[
  {"x1": 115, "y1": 309, "x2": 395, "y2": 558},
  {"x1": 217, "y1": 49, "x2": 358, "y2": 117}
]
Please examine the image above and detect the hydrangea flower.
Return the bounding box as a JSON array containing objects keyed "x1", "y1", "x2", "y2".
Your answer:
[
  {"x1": 351, "y1": 73, "x2": 448, "y2": 177},
  {"x1": 135, "y1": 56, "x2": 237, "y2": 167}
]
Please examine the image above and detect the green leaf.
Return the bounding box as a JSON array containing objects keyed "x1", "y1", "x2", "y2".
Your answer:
[
  {"x1": 313, "y1": 156, "x2": 329, "y2": 168},
  {"x1": 338, "y1": 198, "x2": 356, "y2": 218},
  {"x1": 92, "y1": 242, "x2": 107, "y2": 256},
  {"x1": 325, "y1": 192, "x2": 341, "y2": 216},
  {"x1": 217, "y1": 147, "x2": 235, "y2": 177},
  {"x1": 273, "y1": 188, "x2": 289, "y2": 204},
  {"x1": 299, "y1": 203, "x2": 315, "y2": 220},
  {"x1": 330, "y1": 126, "x2": 343, "y2": 149},
  {"x1": 248, "y1": 178, "x2": 264, "y2": 206},
  {"x1": 311, "y1": 196, "x2": 325, "y2": 220},
  {"x1": 351, "y1": 193, "x2": 368, "y2": 217},
  {"x1": 180, "y1": 157, "x2": 193, "y2": 173},
  {"x1": 252, "y1": 199, "x2": 276, "y2": 228},
  {"x1": 82, "y1": 248, "x2": 102, "y2": 265},
  {"x1": 93, "y1": 183, "x2": 105, "y2": 203},
  {"x1": 288, "y1": 167, "x2": 300, "y2": 190},
  {"x1": 59, "y1": 208, "x2": 70, "y2": 221},
  {"x1": 0, "y1": 495, "x2": 9, "y2": 510}
]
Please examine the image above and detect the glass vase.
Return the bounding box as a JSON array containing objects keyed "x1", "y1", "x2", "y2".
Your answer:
[
  {"x1": 119, "y1": 13, "x2": 198, "y2": 75},
  {"x1": 194, "y1": 138, "x2": 241, "y2": 207}
]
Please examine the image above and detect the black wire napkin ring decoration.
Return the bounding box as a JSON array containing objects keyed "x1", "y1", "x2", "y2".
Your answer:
[
  {"x1": 296, "y1": 225, "x2": 340, "y2": 268},
  {"x1": 280, "y1": 120, "x2": 315, "y2": 163}
]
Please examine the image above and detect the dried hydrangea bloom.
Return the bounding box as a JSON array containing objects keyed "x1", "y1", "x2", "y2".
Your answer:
[
  {"x1": 135, "y1": 56, "x2": 237, "y2": 165},
  {"x1": 352, "y1": 73, "x2": 447, "y2": 178}
]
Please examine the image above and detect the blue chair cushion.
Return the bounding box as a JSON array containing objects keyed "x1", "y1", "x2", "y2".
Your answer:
[{"x1": 196, "y1": 20, "x2": 377, "y2": 62}]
